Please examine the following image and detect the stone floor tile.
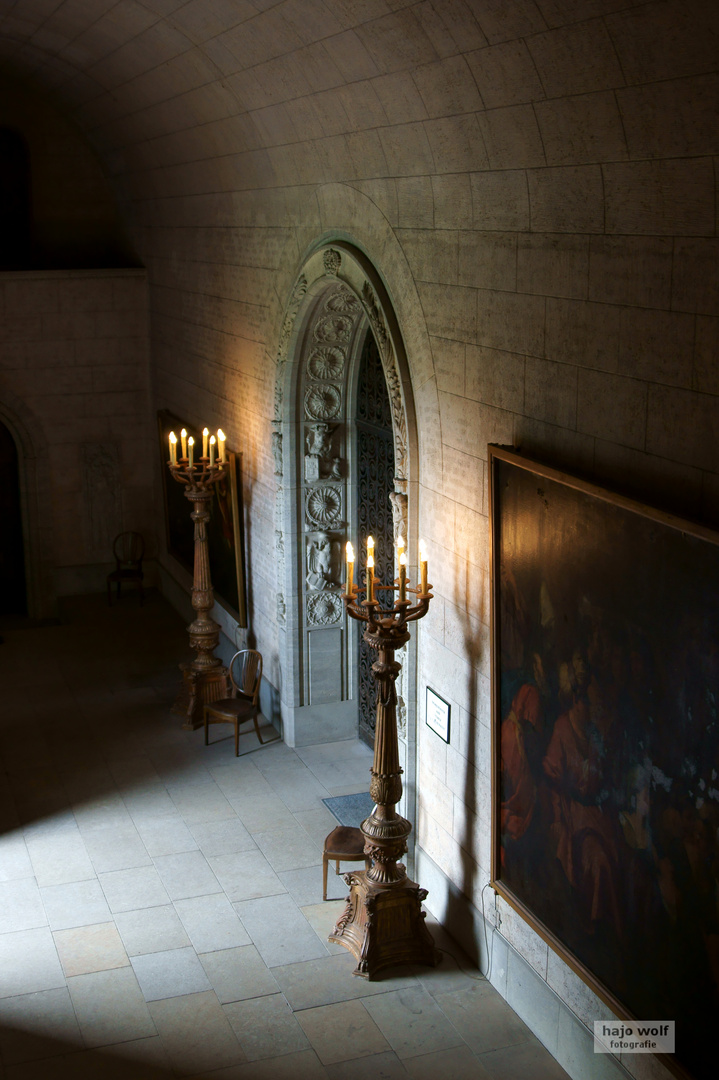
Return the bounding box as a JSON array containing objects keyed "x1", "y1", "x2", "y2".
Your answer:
[
  {"x1": 208, "y1": 850, "x2": 286, "y2": 902},
  {"x1": 67, "y1": 966, "x2": 156, "y2": 1048},
  {"x1": 209, "y1": 762, "x2": 274, "y2": 800},
  {"x1": 362, "y1": 985, "x2": 464, "y2": 1060},
  {"x1": 40, "y1": 879, "x2": 111, "y2": 932},
  {"x1": 299, "y1": 900, "x2": 347, "y2": 954},
  {"x1": 0, "y1": 927, "x2": 65, "y2": 998},
  {"x1": 107, "y1": 757, "x2": 164, "y2": 789},
  {"x1": 324, "y1": 1050, "x2": 409, "y2": 1080},
  {"x1": 0, "y1": 987, "x2": 83, "y2": 1064},
  {"x1": 0, "y1": 878, "x2": 48, "y2": 933},
  {"x1": 188, "y1": 817, "x2": 256, "y2": 857},
  {"x1": 78, "y1": 824, "x2": 152, "y2": 874},
  {"x1": 153, "y1": 849, "x2": 221, "y2": 900},
  {"x1": 130, "y1": 946, "x2": 211, "y2": 1001},
  {"x1": 226, "y1": 794, "x2": 298, "y2": 834},
  {"x1": 114, "y1": 905, "x2": 191, "y2": 956},
  {"x1": 478, "y1": 1036, "x2": 572, "y2": 1079},
  {"x1": 233, "y1": 893, "x2": 329, "y2": 969},
  {"x1": 434, "y1": 979, "x2": 531, "y2": 1054},
  {"x1": 99, "y1": 866, "x2": 171, "y2": 913},
  {"x1": 174, "y1": 893, "x2": 251, "y2": 954},
  {"x1": 292, "y1": 807, "x2": 341, "y2": 849},
  {"x1": 25, "y1": 829, "x2": 96, "y2": 887},
  {"x1": 198, "y1": 944, "x2": 280, "y2": 1005},
  {"x1": 297, "y1": 998, "x2": 391, "y2": 1065},
  {"x1": 149, "y1": 989, "x2": 246, "y2": 1075},
  {"x1": 224, "y1": 992, "x2": 310, "y2": 1060},
  {"x1": 254, "y1": 824, "x2": 322, "y2": 873},
  {"x1": 188, "y1": 1047, "x2": 330, "y2": 1080},
  {"x1": 54, "y1": 921, "x2": 129, "y2": 977},
  {"x1": 134, "y1": 816, "x2": 198, "y2": 857},
  {"x1": 281, "y1": 865, "x2": 346, "y2": 907},
  {"x1": 405, "y1": 1044, "x2": 494, "y2": 1079},
  {"x1": 123, "y1": 789, "x2": 181, "y2": 823},
  {"x1": 169, "y1": 786, "x2": 236, "y2": 824},
  {"x1": 273, "y1": 953, "x2": 418, "y2": 1011},
  {"x1": 0, "y1": 831, "x2": 33, "y2": 882}
]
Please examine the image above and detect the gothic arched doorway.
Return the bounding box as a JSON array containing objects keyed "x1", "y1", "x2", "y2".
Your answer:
[{"x1": 0, "y1": 420, "x2": 27, "y2": 615}]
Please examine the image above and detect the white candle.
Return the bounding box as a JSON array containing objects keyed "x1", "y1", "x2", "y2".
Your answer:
[
  {"x1": 180, "y1": 428, "x2": 187, "y2": 459},
  {"x1": 399, "y1": 551, "x2": 407, "y2": 602},
  {"x1": 209, "y1": 434, "x2": 216, "y2": 466},
  {"x1": 419, "y1": 539, "x2": 428, "y2": 593},
  {"x1": 188, "y1": 436, "x2": 194, "y2": 468},
  {"x1": 217, "y1": 429, "x2": 226, "y2": 463},
  {"x1": 202, "y1": 427, "x2": 209, "y2": 458},
  {"x1": 346, "y1": 541, "x2": 354, "y2": 594},
  {"x1": 169, "y1": 431, "x2": 177, "y2": 466}
]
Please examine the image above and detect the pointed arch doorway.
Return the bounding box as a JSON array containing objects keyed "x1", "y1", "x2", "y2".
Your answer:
[
  {"x1": 0, "y1": 419, "x2": 27, "y2": 616},
  {"x1": 273, "y1": 242, "x2": 417, "y2": 779}
]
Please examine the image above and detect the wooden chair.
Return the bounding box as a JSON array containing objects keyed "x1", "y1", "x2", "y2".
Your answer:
[
  {"x1": 203, "y1": 650, "x2": 276, "y2": 755},
  {"x1": 322, "y1": 826, "x2": 371, "y2": 901},
  {"x1": 107, "y1": 531, "x2": 144, "y2": 605}
]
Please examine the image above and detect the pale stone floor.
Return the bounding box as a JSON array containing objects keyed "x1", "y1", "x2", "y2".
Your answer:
[{"x1": 0, "y1": 593, "x2": 569, "y2": 1080}]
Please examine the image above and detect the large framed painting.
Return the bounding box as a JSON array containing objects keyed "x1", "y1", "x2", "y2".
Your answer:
[
  {"x1": 158, "y1": 411, "x2": 247, "y2": 627},
  {"x1": 489, "y1": 445, "x2": 719, "y2": 1080}
]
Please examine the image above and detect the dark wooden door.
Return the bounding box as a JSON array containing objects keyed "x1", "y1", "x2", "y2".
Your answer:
[
  {"x1": 355, "y1": 331, "x2": 395, "y2": 747},
  {"x1": 0, "y1": 421, "x2": 27, "y2": 615}
]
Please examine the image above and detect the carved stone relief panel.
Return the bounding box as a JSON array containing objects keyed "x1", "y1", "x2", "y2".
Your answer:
[
  {"x1": 307, "y1": 591, "x2": 343, "y2": 626},
  {"x1": 82, "y1": 442, "x2": 122, "y2": 559},
  {"x1": 306, "y1": 531, "x2": 340, "y2": 591},
  {"x1": 305, "y1": 485, "x2": 343, "y2": 530}
]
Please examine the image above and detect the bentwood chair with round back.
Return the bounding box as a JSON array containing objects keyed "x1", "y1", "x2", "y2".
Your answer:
[
  {"x1": 107, "y1": 531, "x2": 145, "y2": 606},
  {"x1": 203, "y1": 649, "x2": 277, "y2": 755},
  {"x1": 322, "y1": 826, "x2": 372, "y2": 901}
]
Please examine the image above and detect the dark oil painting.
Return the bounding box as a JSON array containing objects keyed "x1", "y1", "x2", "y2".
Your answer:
[
  {"x1": 158, "y1": 411, "x2": 247, "y2": 626},
  {"x1": 489, "y1": 446, "x2": 719, "y2": 1080}
]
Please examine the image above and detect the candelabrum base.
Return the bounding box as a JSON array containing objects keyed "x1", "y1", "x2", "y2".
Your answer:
[
  {"x1": 329, "y1": 869, "x2": 439, "y2": 979},
  {"x1": 171, "y1": 662, "x2": 230, "y2": 731}
]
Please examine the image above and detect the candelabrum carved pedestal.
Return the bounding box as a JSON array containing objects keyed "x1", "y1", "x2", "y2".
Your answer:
[
  {"x1": 167, "y1": 454, "x2": 230, "y2": 731},
  {"x1": 330, "y1": 578, "x2": 440, "y2": 978}
]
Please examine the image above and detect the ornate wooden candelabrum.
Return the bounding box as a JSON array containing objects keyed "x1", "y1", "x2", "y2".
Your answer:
[
  {"x1": 330, "y1": 543, "x2": 439, "y2": 978},
  {"x1": 167, "y1": 428, "x2": 230, "y2": 731}
]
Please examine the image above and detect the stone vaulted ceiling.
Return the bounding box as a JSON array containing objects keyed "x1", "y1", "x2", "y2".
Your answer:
[{"x1": 0, "y1": 0, "x2": 717, "y2": 213}]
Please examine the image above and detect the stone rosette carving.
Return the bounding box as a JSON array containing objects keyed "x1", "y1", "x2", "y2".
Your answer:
[
  {"x1": 307, "y1": 592, "x2": 343, "y2": 626},
  {"x1": 305, "y1": 383, "x2": 341, "y2": 420},
  {"x1": 323, "y1": 248, "x2": 341, "y2": 276},
  {"x1": 307, "y1": 346, "x2": 345, "y2": 381},
  {"x1": 315, "y1": 315, "x2": 352, "y2": 344},
  {"x1": 305, "y1": 486, "x2": 342, "y2": 529},
  {"x1": 326, "y1": 289, "x2": 360, "y2": 315}
]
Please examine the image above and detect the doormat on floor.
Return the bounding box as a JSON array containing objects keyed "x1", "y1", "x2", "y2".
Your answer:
[{"x1": 323, "y1": 792, "x2": 374, "y2": 828}]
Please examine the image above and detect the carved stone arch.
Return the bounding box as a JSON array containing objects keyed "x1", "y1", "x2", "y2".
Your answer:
[
  {"x1": 0, "y1": 389, "x2": 56, "y2": 619},
  {"x1": 273, "y1": 240, "x2": 418, "y2": 752}
]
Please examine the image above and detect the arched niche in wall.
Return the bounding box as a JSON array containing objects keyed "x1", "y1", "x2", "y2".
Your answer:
[
  {"x1": 273, "y1": 242, "x2": 419, "y2": 777},
  {"x1": 0, "y1": 391, "x2": 55, "y2": 620}
]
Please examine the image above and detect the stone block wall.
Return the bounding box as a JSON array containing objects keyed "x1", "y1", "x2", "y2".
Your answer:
[{"x1": 0, "y1": 270, "x2": 154, "y2": 607}]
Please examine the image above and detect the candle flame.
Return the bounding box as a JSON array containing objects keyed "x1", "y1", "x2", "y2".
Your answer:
[
  {"x1": 367, "y1": 554, "x2": 374, "y2": 568},
  {"x1": 181, "y1": 428, "x2": 187, "y2": 438},
  {"x1": 399, "y1": 552, "x2": 407, "y2": 566},
  {"x1": 188, "y1": 436, "x2": 194, "y2": 445},
  {"x1": 218, "y1": 429, "x2": 225, "y2": 441},
  {"x1": 366, "y1": 535, "x2": 374, "y2": 551},
  {"x1": 210, "y1": 434, "x2": 216, "y2": 445},
  {"x1": 203, "y1": 427, "x2": 209, "y2": 436},
  {"x1": 397, "y1": 535, "x2": 405, "y2": 550},
  {"x1": 419, "y1": 539, "x2": 427, "y2": 560},
  {"x1": 169, "y1": 431, "x2": 177, "y2": 444},
  {"x1": 346, "y1": 541, "x2": 354, "y2": 561}
]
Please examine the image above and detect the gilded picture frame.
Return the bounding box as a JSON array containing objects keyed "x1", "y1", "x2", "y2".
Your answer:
[{"x1": 489, "y1": 445, "x2": 719, "y2": 1080}]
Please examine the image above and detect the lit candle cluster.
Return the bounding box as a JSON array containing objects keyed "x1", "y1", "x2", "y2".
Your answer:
[
  {"x1": 168, "y1": 425, "x2": 226, "y2": 467},
  {"x1": 344, "y1": 535, "x2": 429, "y2": 601}
]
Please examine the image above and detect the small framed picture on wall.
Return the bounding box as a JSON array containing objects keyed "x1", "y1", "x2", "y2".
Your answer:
[{"x1": 425, "y1": 687, "x2": 450, "y2": 742}]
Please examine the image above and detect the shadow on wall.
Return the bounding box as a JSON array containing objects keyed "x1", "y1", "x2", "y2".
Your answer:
[{"x1": 444, "y1": 549, "x2": 487, "y2": 963}]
